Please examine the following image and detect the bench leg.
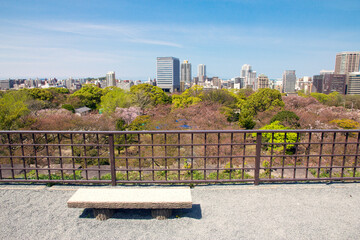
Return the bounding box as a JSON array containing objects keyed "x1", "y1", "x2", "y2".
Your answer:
[
  {"x1": 93, "y1": 209, "x2": 114, "y2": 221},
  {"x1": 151, "y1": 209, "x2": 172, "y2": 220}
]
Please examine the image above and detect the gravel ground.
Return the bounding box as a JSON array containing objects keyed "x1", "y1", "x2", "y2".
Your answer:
[{"x1": 0, "y1": 183, "x2": 360, "y2": 240}]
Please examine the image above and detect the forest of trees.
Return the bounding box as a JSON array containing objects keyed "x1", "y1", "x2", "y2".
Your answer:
[{"x1": 1, "y1": 84, "x2": 360, "y2": 132}]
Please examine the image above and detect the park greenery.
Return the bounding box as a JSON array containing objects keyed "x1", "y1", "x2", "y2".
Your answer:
[{"x1": 0, "y1": 84, "x2": 360, "y2": 133}]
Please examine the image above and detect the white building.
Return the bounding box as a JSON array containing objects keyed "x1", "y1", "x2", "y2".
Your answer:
[{"x1": 106, "y1": 71, "x2": 116, "y2": 87}]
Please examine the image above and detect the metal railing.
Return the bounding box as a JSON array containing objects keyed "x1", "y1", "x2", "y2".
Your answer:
[{"x1": 1, "y1": 129, "x2": 360, "y2": 185}]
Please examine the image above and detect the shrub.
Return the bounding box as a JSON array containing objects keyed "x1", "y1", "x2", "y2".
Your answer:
[
  {"x1": 330, "y1": 119, "x2": 359, "y2": 129},
  {"x1": 270, "y1": 110, "x2": 300, "y2": 128},
  {"x1": 61, "y1": 104, "x2": 75, "y2": 113},
  {"x1": 254, "y1": 121, "x2": 298, "y2": 153}
]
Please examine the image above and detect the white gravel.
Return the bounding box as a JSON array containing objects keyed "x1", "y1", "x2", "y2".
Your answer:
[{"x1": 1, "y1": 183, "x2": 360, "y2": 240}]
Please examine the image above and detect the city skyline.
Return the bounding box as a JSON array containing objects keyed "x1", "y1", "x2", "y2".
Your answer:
[{"x1": 0, "y1": 0, "x2": 359, "y2": 80}]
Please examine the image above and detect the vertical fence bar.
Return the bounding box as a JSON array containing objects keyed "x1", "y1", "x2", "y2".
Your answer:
[
  {"x1": 204, "y1": 133, "x2": 207, "y2": 180},
  {"x1": 269, "y1": 132, "x2": 275, "y2": 179},
  {"x1": 32, "y1": 133, "x2": 39, "y2": 180},
  {"x1": 217, "y1": 133, "x2": 220, "y2": 180},
  {"x1": 44, "y1": 134, "x2": 51, "y2": 179},
  {"x1": 57, "y1": 134, "x2": 64, "y2": 180},
  {"x1": 230, "y1": 133, "x2": 233, "y2": 180},
  {"x1": 70, "y1": 134, "x2": 76, "y2": 180},
  {"x1": 341, "y1": 132, "x2": 349, "y2": 178},
  {"x1": 281, "y1": 133, "x2": 287, "y2": 178},
  {"x1": 82, "y1": 133, "x2": 88, "y2": 180},
  {"x1": 191, "y1": 133, "x2": 194, "y2": 180},
  {"x1": 151, "y1": 134, "x2": 155, "y2": 181},
  {"x1": 20, "y1": 133, "x2": 27, "y2": 180},
  {"x1": 125, "y1": 134, "x2": 129, "y2": 181},
  {"x1": 293, "y1": 132, "x2": 300, "y2": 179},
  {"x1": 317, "y1": 132, "x2": 324, "y2": 178},
  {"x1": 164, "y1": 133, "x2": 167, "y2": 181},
  {"x1": 354, "y1": 132, "x2": 360, "y2": 178},
  {"x1": 255, "y1": 132, "x2": 262, "y2": 185},
  {"x1": 305, "y1": 132, "x2": 312, "y2": 179},
  {"x1": 7, "y1": 134, "x2": 15, "y2": 179},
  {"x1": 178, "y1": 133, "x2": 181, "y2": 181},
  {"x1": 329, "y1": 132, "x2": 337, "y2": 178},
  {"x1": 138, "y1": 134, "x2": 141, "y2": 180},
  {"x1": 108, "y1": 134, "x2": 116, "y2": 186},
  {"x1": 242, "y1": 133, "x2": 246, "y2": 179},
  {"x1": 96, "y1": 134, "x2": 101, "y2": 180}
]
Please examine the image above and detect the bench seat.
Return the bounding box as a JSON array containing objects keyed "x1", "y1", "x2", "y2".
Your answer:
[{"x1": 67, "y1": 188, "x2": 192, "y2": 220}]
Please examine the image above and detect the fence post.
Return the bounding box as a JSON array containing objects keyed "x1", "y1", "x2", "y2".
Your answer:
[
  {"x1": 108, "y1": 134, "x2": 116, "y2": 186},
  {"x1": 254, "y1": 132, "x2": 262, "y2": 185}
]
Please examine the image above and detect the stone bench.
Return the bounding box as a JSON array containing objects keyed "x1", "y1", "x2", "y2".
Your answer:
[{"x1": 67, "y1": 188, "x2": 192, "y2": 220}]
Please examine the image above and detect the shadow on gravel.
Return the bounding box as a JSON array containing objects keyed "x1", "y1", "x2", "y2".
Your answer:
[{"x1": 79, "y1": 204, "x2": 202, "y2": 220}]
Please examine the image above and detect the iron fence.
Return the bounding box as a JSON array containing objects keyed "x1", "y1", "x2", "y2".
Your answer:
[{"x1": 0, "y1": 130, "x2": 360, "y2": 185}]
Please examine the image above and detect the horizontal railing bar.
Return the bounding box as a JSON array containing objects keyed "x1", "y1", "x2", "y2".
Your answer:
[
  {"x1": 259, "y1": 177, "x2": 360, "y2": 182},
  {"x1": 0, "y1": 179, "x2": 111, "y2": 183},
  {"x1": 0, "y1": 143, "x2": 108, "y2": 147},
  {"x1": 2, "y1": 129, "x2": 360, "y2": 134},
  {"x1": 260, "y1": 154, "x2": 360, "y2": 158}
]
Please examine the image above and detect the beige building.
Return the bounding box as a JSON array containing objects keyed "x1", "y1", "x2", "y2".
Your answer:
[
  {"x1": 257, "y1": 74, "x2": 269, "y2": 90},
  {"x1": 335, "y1": 52, "x2": 360, "y2": 74}
]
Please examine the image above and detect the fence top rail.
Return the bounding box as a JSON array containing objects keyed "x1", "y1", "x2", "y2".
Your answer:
[{"x1": 0, "y1": 129, "x2": 360, "y2": 135}]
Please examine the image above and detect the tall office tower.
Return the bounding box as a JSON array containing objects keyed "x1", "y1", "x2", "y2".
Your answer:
[
  {"x1": 257, "y1": 74, "x2": 269, "y2": 90},
  {"x1": 312, "y1": 75, "x2": 324, "y2": 93},
  {"x1": 156, "y1": 57, "x2": 180, "y2": 92},
  {"x1": 181, "y1": 60, "x2": 192, "y2": 84},
  {"x1": 323, "y1": 74, "x2": 347, "y2": 94},
  {"x1": 106, "y1": 71, "x2": 116, "y2": 87},
  {"x1": 347, "y1": 72, "x2": 360, "y2": 94},
  {"x1": 198, "y1": 64, "x2": 206, "y2": 83},
  {"x1": 65, "y1": 78, "x2": 73, "y2": 89},
  {"x1": 282, "y1": 70, "x2": 296, "y2": 93},
  {"x1": 241, "y1": 64, "x2": 257, "y2": 89},
  {"x1": 335, "y1": 52, "x2": 360, "y2": 74}
]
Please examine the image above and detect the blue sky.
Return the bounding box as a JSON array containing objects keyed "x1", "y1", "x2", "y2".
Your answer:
[{"x1": 0, "y1": 0, "x2": 359, "y2": 79}]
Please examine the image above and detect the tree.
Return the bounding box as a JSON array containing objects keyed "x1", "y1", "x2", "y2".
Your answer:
[
  {"x1": 130, "y1": 84, "x2": 171, "y2": 106},
  {"x1": 238, "y1": 88, "x2": 284, "y2": 129},
  {"x1": 27, "y1": 88, "x2": 54, "y2": 101},
  {"x1": 71, "y1": 84, "x2": 104, "y2": 109},
  {"x1": 0, "y1": 91, "x2": 30, "y2": 130},
  {"x1": 270, "y1": 110, "x2": 300, "y2": 128},
  {"x1": 171, "y1": 85, "x2": 203, "y2": 109},
  {"x1": 100, "y1": 88, "x2": 131, "y2": 113},
  {"x1": 254, "y1": 121, "x2": 298, "y2": 153}
]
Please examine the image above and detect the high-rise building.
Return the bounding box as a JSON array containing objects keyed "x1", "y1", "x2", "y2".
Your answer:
[
  {"x1": 312, "y1": 75, "x2": 324, "y2": 93},
  {"x1": 323, "y1": 74, "x2": 347, "y2": 94},
  {"x1": 335, "y1": 52, "x2": 360, "y2": 74},
  {"x1": 156, "y1": 57, "x2": 180, "y2": 92},
  {"x1": 346, "y1": 72, "x2": 360, "y2": 94},
  {"x1": 241, "y1": 64, "x2": 257, "y2": 89},
  {"x1": 106, "y1": 71, "x2": 116, "y2": 87},
  {"x1": 198, "y1": 64, "x2": 206, "y2": 83},
  {"x1": 282, "y1": 70, "x2": 296, "y2": 93},
  {"x1": 257, "y1": 74, "x2": 269, "y2": 90},
  {"x1": 181, "y1": 60, "x2": 192, "y2": 84}
]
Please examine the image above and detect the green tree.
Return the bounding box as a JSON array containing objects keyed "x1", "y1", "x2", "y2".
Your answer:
[
  {"x1": 270, "y1": 110, "x2": 300, "y2": 128},
  {"x1": 254, "y1": 121, "x2": 298, "y2": 153},
  {"x1": 130, "y1": 84, "x2": 171, "y2": 105},
  {"x1": 0, "y1": 91, "x2": 30, "y2": 130},
  {"x1": 71, "y1": 84, "x2": 104, "y2": 109},
  {"x1": 238, "y1": 88, "x2": 284, "y2": 129},
  {"x1": 171, "y1": 85, "x2": 203, "y2": 109},
  {"x1": 27, "y1": 88, "x2": 54, "y2": 101},
  {"x1": 100, "y1": 88, "x2": 131, "y2": 113}
]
